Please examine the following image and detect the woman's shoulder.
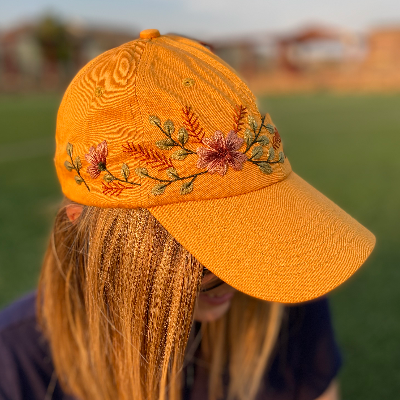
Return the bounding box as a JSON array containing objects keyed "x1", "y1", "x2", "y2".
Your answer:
[
  {"x1": 0, "y1": 291, "x2": 42, "y2": 363},
  {"x1": 263, "y1": 296, "x2": 342, "y2": 400},
  {"x1": 0, "y1": 292, "x2": 72, "y2": 400},
  {"x1": 0, "y1": 291, "x2": 37, "y2": 331}
]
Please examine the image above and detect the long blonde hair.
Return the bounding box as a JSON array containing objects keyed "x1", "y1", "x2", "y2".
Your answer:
[{"x1": 37, "y1": 200, "x2": 283, "y2": 400}]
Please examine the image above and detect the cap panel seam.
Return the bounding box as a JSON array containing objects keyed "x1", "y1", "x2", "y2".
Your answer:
[
  {"x1": 59, "y1": 49, "x2": 117, "y2": 166},
  {"x1": 136, "y1": 39, "x2": 156, "y2": 207},
  {"x1": 125, "y1": 39, "x2": 148, "y2": 208},
  {"x1": 84, "y1": 45, "x2": 134, "y2": 188}
]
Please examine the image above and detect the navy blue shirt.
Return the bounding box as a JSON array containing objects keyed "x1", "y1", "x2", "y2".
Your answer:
[{"x1": 0, "y1": 293, "x2": 341, "y2": 400}]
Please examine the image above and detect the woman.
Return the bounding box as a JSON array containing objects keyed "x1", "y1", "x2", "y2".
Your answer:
[{"x1": 0, "y1": 29, "x2": 375, "y2": 400}]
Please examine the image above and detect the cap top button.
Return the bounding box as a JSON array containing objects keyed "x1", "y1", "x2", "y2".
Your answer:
[{"x1": 140, "y1": 29, "x2": 160, "y2": 39}]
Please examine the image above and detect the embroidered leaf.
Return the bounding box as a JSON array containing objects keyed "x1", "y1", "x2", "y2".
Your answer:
[
  {"x1": 66, "y1": 143, "x2": 73, "y2": 157},
  {"x1": 272, "y1": 130, "x2": 282, "y2": 150},
  {"x1": 257, "y1": 135, "x2": 269, "y2": 146},
  {"x1": 248, "y1": 115, "x2": 257, "y2": 131},
  {"x1": 121, "y1": 163, "x2": 130, "y2": 179},
  {"x1": 155, "y1": 139, "x2": 175, "y2": 150},
  {"x1": 103, "y1": 174, "x2": 114, "y2": 182},
  {"x1": 166, "y1": 167, "x2": 180, "y2": 180},
  {"x1": 177, "y1": 128, "x2": 189, "y2": 145},
  {"x1": 149, "y1": 116, "x2": 161, "y2": 126},
  {"x1": 233, "y1": 104, "x2": 247, "y2": 133},
  {"x1": 64, "y1": 160, "x2": 74, "y2": 171},
  {"x1": 164, "y1": 120, "x2": 175, "y2": 136},
  {"x1": 75, "y1": 156, "x2": 82, "y2": 170},
  {"x1": 258, "y1": 162, "x2": 273, "y2": 174},
  {"x1": 182, "y1": 106, "x2": 206, "y2": 142},
  {"x1": 152, "y1": 183, "x2": 168, "y2": 196},
  {"x1": 180, "y1": 181, "x2": 194, "y2": 195},
  {"x1": 75, "y1": 175, "x2": 83, "y2": 185},
  {"x1": 123, "y1": 143, "x2": 174, "y2": 171},
  {"x1": 171, "y1": 149, "x2": 189, "y2": 160},
  {"x1": 251, "y1": 146, "x2": 263, "y2": 160},
  {"x1": 268, "y1": 147, "x2": 275, "y2": 161},
  {"x1": 265, "y1": 124, "x2": 275, "y2": 134},
  {"x1": 135, "y1": 167, "x2": 149, "y2": 178},
  {"x1": 278, "y1": 151, "x2": 285, "y2": 163},
  {"x1": 244, "y1": 129, "x2": 254, "y2": 146},
  {"x1": 102, "y1": 181, "x2": 134, "y2": 197}
]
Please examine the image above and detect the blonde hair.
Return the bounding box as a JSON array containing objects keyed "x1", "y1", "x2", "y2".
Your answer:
[{"x1": 37, "y1": 200, "x2": 283, "y2": 400}]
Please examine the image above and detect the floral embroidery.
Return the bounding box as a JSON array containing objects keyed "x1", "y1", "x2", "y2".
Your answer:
[
  {"x1": 232, "y1": 104, "x2": 247, "y2": 133},
  {"x1": 122, "y1": 142, "x2": 174, "y2": 171},
  {"x1": 102, "y1": 181, "x2": 135, "y2": 196},
  {"x1": 196, "y1": 130, "x2": 247, "y2": 176},
  {"x1": 124, "y1": 104, "x2": 285, "y2": 196},
  {"x1": 84, "y1": 140, "x2": 140, "y2": 190},
  {"x1": 85, "y1": 140, "x2": 108, "y2": 179},
  {"x1": 64, "y1": 140, "x2": 140, "y2": 194},
  {"x1": 182, "y1": 106, "x2": 206, "y2": 143},
  {"x1": 272, "y1": 128, "x2": 282, "y2": 150},
  {"x1": 85, "y1": 140, "x2": 140, "y2": 190},
  {"x1": 64, "y1": 143, "x2": 90, "y2": 191},
  {"x1": 65, "y1": 104, "x2": 285, "y2": 197}
]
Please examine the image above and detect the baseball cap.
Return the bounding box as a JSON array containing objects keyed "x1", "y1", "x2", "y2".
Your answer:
[{"x1": 55, "y1": 29, "x2": 376, "y2": 303}]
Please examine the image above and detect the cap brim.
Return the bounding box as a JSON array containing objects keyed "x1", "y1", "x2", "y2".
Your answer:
[{"x1": 148, "y1": 172, "x2": 376, "y2": 303}]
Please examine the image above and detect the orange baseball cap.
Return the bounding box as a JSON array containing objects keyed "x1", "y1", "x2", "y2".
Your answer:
[{"x1": 55, "y1": 29, "x2": 376, "y2": 303}]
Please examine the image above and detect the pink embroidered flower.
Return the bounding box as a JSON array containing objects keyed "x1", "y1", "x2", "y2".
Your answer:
[
  {"x1": 196, "y1": 130, "x2": 247, "y2": 176},
  {"x1": 85, "y1": 140, "x2": 108, "y2": 179}
]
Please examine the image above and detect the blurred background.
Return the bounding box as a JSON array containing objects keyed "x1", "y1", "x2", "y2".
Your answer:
[{"x1": 0, "y1": 1, "x2": 399, "y2": 399}]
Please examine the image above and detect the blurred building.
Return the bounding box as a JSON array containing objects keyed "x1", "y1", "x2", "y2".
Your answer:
[
  {"x1": 214, "y1": 25, "x2": 400, "y2": 94},
  {"x1": 1, "y1": 17, "x2": 400, "y2": 94},
  {"x1": 0, "y1": 15, "x2": 138, "y2": 92},
  {"x1": 365, "y1": 28, "x2": 400, "y2": 71}
]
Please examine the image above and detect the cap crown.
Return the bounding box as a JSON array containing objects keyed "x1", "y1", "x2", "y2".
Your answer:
[{"x1": 55, "y1": 34, "x2": 292, "y2": 207}]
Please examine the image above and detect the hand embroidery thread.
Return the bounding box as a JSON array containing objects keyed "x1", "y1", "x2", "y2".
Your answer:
[
  {"x1": 64, "y1": 143, "x2": 90, "y2": 191},
  {"x1": 64, "y1": 140, "x2": 140, "y2": 194},
  {"x1": 127, "y1": 105, "x2": 285, "y2": 195},
  {"x1": 63, "y1": 105, "x2": 285, "y2": 196}
]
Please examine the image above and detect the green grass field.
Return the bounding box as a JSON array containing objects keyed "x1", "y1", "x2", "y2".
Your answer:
[{"x1": 0, "y1": 93, "x2": 399, "y2": 399}]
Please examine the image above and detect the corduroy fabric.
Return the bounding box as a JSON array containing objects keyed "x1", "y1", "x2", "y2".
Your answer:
[{"x1": 54, "y1": 32, "x2": 376, "y2": 303}]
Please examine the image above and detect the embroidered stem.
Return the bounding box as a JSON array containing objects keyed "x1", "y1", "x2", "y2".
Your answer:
[
  {"x1": 243, "y1": 115, "x2": 266, "y2": 154},
  {"x1": 247, "y1": 159, "x2": 281, "y2": 165},
  {"x1": 248, "y1": 153, "x2": 257, "y2": 161},
  {"x1": 69, "y1": 153, "x2": 90, "y2": 191},
  {"x1": 145, "y1": 170, "x2": 208, "y2": 184},
  {"x1": 104, "y1": 168, "x2": 140, "y2": 186},
  {"x1": 153, "y1": 122, "x2": 196, "y2": 155}
]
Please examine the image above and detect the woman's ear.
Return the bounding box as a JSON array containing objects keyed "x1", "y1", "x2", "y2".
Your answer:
[{"x1": 65, "y1": 204, "x2": 84, "y2": 222}]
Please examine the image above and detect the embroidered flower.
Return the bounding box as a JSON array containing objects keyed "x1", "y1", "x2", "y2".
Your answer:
[
  {"x1": 85, "y1": 140, "x2": 108, "y2": 179},
  {"x1": 196, "y1": 130, "x2": 247, "y2": 176}
]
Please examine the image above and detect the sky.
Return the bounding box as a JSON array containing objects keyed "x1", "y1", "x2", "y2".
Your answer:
[{"x1": 2, "y1": 0, "x2": 400, "y2": 39}]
